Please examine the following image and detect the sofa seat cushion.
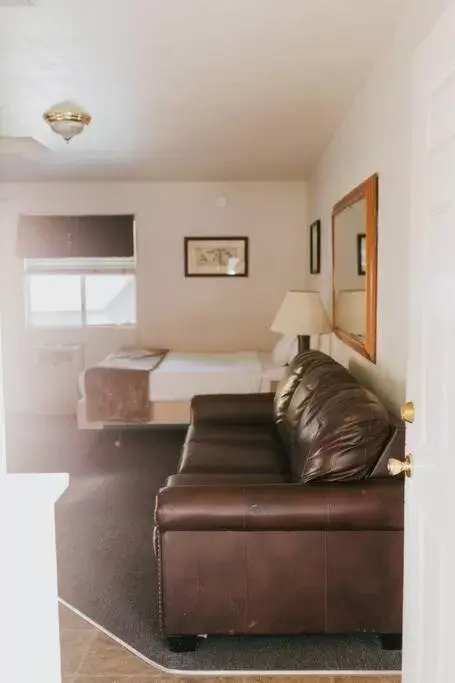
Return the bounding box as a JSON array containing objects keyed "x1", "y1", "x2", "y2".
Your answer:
[
  {"x1": 178, "y1": 423, "x2": 287, "y2": 475},
  {"x1": 191, "y1": 393, "x2": 274, "y2": 424}
]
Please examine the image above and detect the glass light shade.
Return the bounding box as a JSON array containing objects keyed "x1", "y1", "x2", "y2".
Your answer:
[
  {"x1": 43, "y1": 100, "x2": 91, "y2": 142},
  {"x1": 48, "y1": 120, "x2": 85, "y2": 142}
]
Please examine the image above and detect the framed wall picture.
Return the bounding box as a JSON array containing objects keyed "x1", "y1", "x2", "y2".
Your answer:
[
  {"x1": 310, "y1": 219, "x2": 321, "y2": 274},
  {"x1": 357, "y1": 233, "x2": 367, "y2": 275},
  {"x1": 184, "y1": 236, "x2": 249, "y2": 277}
]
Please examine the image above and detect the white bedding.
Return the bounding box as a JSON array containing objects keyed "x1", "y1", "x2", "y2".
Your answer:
[
  {"x1": 148, "y1": 351, "x2": 273, "y2": 401},
  {"x1": 80, "y1": 351, "x2": 284, "y2": 403}
]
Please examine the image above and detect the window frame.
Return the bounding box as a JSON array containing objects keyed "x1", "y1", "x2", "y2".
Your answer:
[{"x1": 24, "y1": 257, "x2": 137, "y2": 329}]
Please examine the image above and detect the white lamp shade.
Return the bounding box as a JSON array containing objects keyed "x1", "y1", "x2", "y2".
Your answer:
[
  {"x1": 271, "y1": 290, "x2": 331, "y2": 335},
  {"x1": 335, "y1": 289, "x2": 366, "y2": 336}
]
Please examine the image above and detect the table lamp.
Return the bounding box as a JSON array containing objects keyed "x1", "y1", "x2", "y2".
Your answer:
[{"x1": 271, "y1": 290, "x2": 331, "y2": 353}]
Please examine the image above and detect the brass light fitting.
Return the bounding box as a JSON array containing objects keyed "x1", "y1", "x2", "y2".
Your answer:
[
  {"x1": 401, "y1": 401, "x2": 415, "y2": 423},
  {"x1": 43, "y1": 100, "x2": 92, "y2": 142}
]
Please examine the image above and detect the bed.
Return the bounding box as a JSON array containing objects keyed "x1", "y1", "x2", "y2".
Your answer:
[{"x1": 77, "y1": 347, "x2": 290, "y2": 429}]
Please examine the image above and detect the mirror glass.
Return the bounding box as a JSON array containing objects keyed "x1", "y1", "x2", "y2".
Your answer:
[
  {"x1": 332, "y1": 174, "x2": 377, "y2": 363},
  {"x1": 333, "y1": 197, "x2": 367, "y2": 341}
]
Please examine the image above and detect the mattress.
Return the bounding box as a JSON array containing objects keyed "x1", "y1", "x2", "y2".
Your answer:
[
  {"x1": 147, "y1": 351, "x2": 269, "y2": 401},
  {"x1": 80, "y1": 351, "x2": 284, "y2": 404}
]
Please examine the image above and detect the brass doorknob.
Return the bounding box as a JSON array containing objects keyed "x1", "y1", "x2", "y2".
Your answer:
[
  {"x1": 401, "y1": 401, "x2": 415, "y2": 423},
  {"x1": 388, "y1": 454, "x2": 413, "y2": 478}
]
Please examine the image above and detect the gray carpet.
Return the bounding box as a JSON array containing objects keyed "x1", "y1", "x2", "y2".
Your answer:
[{"x1": 6, "y1": 415, "x2": 401, "y2": 672}]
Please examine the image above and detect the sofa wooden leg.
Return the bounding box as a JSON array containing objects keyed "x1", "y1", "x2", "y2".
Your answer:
[
  {"x1": 166, "y1": 636, "x2": 199, "y2": 652},
  {"x1": 380, "y1": 633, "x2": 402, "y2": 650}
]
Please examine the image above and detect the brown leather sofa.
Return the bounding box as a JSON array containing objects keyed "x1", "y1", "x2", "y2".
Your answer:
[{"x1": 154, "y1": 351, "x2": 405, "y2": 652}]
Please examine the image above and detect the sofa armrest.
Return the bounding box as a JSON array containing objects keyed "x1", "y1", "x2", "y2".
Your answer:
[
  {"x1": 190, "y1": 393, "x2": 274, "y2": 424},
  {"x1": 155, "y1": 479, "x2": 404, "y2": 532}
]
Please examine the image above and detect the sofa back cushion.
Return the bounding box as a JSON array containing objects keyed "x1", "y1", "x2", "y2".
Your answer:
[{"x1": 274, "y1": 351, "x2": 392, "y2": 483}]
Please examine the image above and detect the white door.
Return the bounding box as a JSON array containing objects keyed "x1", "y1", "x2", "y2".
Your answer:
[{"x1": 402, "y1": 4, "x2": 455, "y2": 682}]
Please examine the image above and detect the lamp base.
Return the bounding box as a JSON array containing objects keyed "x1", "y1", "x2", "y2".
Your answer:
[{"x1": 297, "y1": 335, "x2": 311, "y2": 354}]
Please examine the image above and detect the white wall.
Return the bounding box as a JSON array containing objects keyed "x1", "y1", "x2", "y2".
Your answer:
[
  {"x1": 308, "y1": 0, "x2": 450, "y2": 411},
  {"x1": 0, "y1": 182, "x2": 307, "y2": 413}
]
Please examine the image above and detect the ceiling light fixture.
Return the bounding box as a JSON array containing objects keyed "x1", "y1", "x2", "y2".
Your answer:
[{"x1": 43, "y1": 100, "x2": 91, "y2": 143}]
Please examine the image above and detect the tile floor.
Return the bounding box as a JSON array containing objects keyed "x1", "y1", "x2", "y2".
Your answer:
[{"x1": 59, "y1": 603, "x2": 401, "y2": 683}]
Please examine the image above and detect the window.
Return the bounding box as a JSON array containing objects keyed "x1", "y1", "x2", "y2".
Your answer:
[{"x1": 25, "y1": 258, "x2": 136, "y2": 327}]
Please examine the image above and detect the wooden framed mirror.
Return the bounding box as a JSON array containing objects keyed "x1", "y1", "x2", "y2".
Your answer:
[{"x1": 332, "y1": 174, "x2": 378, "y2": 363}]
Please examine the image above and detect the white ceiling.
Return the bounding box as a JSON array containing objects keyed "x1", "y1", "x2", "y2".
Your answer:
[{"x1": 0, "y1": 0, "x2": 405, "y2": 182}]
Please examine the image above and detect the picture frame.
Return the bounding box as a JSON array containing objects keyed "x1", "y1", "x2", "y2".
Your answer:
[
  {"x1": 184, "y1": 236, "x2": 249, "y2": 277},
  {"x1": 309, "y1": 219, "x2": 321, "y2": 274},
  {"x1": 357, "y1": 233, "x2": 367, "y2": 275}
]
